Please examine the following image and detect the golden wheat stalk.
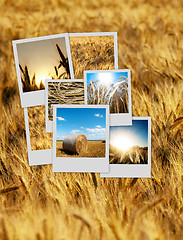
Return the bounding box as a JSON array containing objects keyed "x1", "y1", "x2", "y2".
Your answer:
[{"x1": 87, "y1": 79, "x2": 128, "y2": 113}]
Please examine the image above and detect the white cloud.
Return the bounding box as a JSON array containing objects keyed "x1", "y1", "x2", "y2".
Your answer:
[
  {"x1": 70, "y1": 129, "x2": 81, "y2": 134},
  {"x1": 57, "y1": 117, "x2": 66, "y2": 121},
  {"x1": 86, "y1": 127, "x2": 106, "y2": 140},
  {"x1": 87, "y1": 132, "x2": 106, "y2": 140},
  {"x1": 86, "y1": 128, "x2": 105, "y2": 133},
  {"x1": 81, "y1": 126, "x2": 84, "y2": 129},
  {"x1": 96, "y1": 125, "x2": 102, "y2": 128},
  {"x1": 94, "y1": 114, "x2": 103, "y2": 118}
]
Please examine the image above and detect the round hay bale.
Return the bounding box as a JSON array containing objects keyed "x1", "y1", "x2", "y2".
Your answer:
[{"x1": 63, "y1": 134, "x2": 88, "y2": 155}]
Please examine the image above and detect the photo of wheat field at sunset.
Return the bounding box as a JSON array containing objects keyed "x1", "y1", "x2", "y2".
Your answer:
[
  {"x1": 0, "y1": 0, "x2": 183, "y2": 239},
  {"x1": 14, "y1": 35, "x2": 71, "y2": 92}
]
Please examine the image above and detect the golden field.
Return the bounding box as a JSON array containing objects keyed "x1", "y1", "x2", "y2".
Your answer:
[
  {"x1": 69, "y1": 35, "x2": 115, "y2": 79},
  {"x1": 56, "y1": 140, "x2": 106, "y2": 158},
  {"x1": 0, "y1": 0, "x2": 183, "y2": 239}
]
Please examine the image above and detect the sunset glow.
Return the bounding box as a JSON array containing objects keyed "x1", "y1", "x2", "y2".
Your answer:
[{"x1": 36, "y1": 74, "x2": 52, "y2": 86}]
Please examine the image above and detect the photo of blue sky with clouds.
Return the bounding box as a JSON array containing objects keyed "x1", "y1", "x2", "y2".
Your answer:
[
  {"x1": 110, "y1": 120, "x2": 148, "y2": 149},
  {"x1": 86, "y1": 71, "x2": 128, "y2": 87},
  {"x1": 56, "y1": 107, "x2": 106, "y2": 141}
]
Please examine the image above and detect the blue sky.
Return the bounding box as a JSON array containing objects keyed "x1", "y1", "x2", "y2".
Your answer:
[
  {"x1": 56, "y1": 107, "x2": 106, "y2": 141},
  {"x1": 110, "y1": 120, "x2": 148, "y2": 147},
  {"x1": 86, "y1": 71, "x2": 128, "y2": 86}
]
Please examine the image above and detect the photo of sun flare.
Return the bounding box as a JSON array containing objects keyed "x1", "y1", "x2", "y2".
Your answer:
[
  {"x1": 109, "y1": 120, "x2": 149, "y2": 164},
  {"x1": 110, "y1": 135, "x2": 134, "y2": 151}
]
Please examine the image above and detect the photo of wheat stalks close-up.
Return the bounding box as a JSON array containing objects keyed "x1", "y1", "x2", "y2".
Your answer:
[
  {"x1": 69, "y1": 35, "x2": 115, "y2": 79},
  {"x1": 0, "y1": 0, "x2": 183, "y2": 239},
  {"x1": 86, "y1": 71, "x2": 129, "y2": 113},
  {"x1": 48, "y1": 81, "x2": 84, "y2": 121},
  {"x1": 110, "y1": 120, "x2": 149, "y2": 164},
  {"x1": 17, "y1": 37, "x2": 71, "y2": 92}
]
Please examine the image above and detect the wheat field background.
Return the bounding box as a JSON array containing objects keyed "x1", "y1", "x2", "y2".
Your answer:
[{"x1": 0, "y1": 0, "x2": 183, "y2": 239}]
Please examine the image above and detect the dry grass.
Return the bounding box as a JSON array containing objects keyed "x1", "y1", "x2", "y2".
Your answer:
[
  {"x1": 87, "y1": 76, "x2": 129, "y2": 113},
  {"x1": 48, "y1": 81, "x2": 84, "y2": 120},
  {"x1": 70, "y1": 36, "x2": 115, "y2": 79},
  {"x1": 57, "y1": 140, "x2": 106, "y2": 158},
  {"x1": 0, "y1": 0, "x2": 183, "y2": 239}
]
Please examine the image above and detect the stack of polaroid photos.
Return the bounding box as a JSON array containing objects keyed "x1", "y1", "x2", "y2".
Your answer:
[{"x1": 12, "y1": 32, "x2": 151, "y2": 178}]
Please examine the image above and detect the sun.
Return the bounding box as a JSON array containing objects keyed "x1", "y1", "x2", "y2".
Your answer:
[
  {"x1": 111, "y1": 136, "x2": 134, "y2": 151},
  {"x1": 36, "y1": 74, "x2": 52, "y2": 86},
  {"x1": 98, "y1": 73, "x2": 113, "y2": 87}
]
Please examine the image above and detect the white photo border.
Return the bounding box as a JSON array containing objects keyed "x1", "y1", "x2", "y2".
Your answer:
[
  {"x1": 69, "y1": 32, "x2": 118, "y2": 71},
  {"x1": 100, "y1": 116, "x2": 151, "y2": 178},
  {"x1": 84, "y1": 69, "x2": 132, "y2": 126},
  {"x1": 52, "y1": 104, "x2": 109, "y2": 172},
  {"x1": 24, "y1": 108, "x2": 52, "y2": 166},
  {"x1": 12, "y1": 33, "x2": 74, "y2": 108},
  {"x1": 45, "y1": 79, "x2": 85, "y2": 133}
]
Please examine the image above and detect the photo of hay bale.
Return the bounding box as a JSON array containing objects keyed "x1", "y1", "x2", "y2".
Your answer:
[
  {"x1": 16, "y1": 36, "x2": 71, "y2": 92},
  {"x1": 63, "y1": 134, "x2": 88, "y2": 154},
  {"x1": 28, "y1": 105, "x2": 52, "y2": 150},
  {"x1": 48, "y1": 81, "x2": 84, "y2": 121},
  {"x1": 86, "y1": 71, "x2": 129, "y2": 113},
  {"x1": 69, "y1": 35, "x2": 115, "y2": 79},
  {"x1": 109, "y1": 120, "x2": 149, "y2": 164},
  {"x1": 56, "y1": 107, "x2": 107, "y2": 158}
]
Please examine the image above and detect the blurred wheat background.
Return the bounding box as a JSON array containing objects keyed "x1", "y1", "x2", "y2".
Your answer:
[{"x1": 0, "y1": 0, "x2": 183, "y2": 239}]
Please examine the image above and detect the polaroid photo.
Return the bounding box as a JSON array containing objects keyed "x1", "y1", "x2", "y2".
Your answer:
[
  {"x1": 24, "y1": 106, "x2": 52, "y2": 166},
  {"x1": 52, "y1": 105, "x2": 109, "y2": 172},
  {"x1": 12, "y1": 33, "x2": 74, "y2": 108},
  {"x1": 69, "y1": 32, "x2": 118, "y2": 79},
  {"x1": 45, "y1": 79, "x2": 85, "y2": 133},
  {"x1": 84, "y1": 69, "x2": 132, "y2": 125},
  {"x1": 100, "y1": 117, "x2": 151, "y2": 178}
]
